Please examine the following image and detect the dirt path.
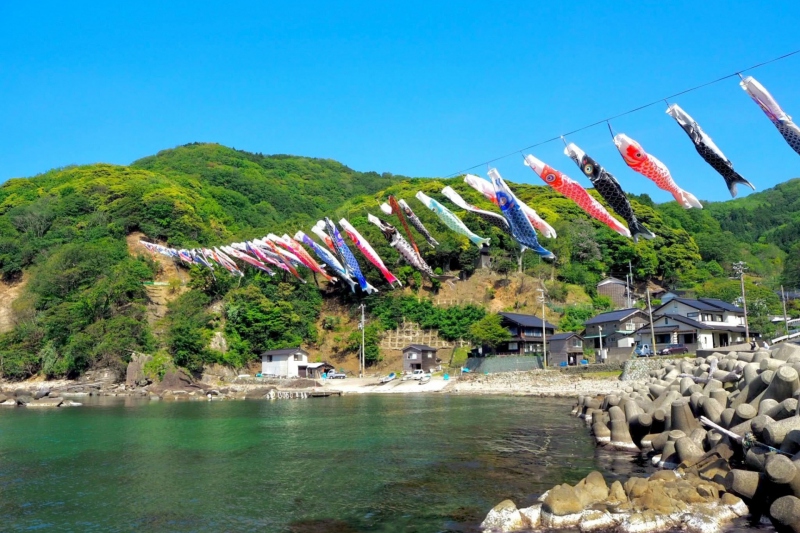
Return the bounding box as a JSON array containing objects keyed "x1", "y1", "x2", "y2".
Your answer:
[{"x1": 127, "y1": 232, "x2": 189, "y2": 325}]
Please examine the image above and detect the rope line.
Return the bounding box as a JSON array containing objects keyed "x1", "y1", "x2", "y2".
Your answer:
[{"x1": 446, "y1": 47, "x2": 800, "y2": 177}]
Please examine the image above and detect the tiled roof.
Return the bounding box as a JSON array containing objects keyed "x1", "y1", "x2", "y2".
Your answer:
[
  {"x1": 404, "y1": 344, "x2": 438, "y2": 351},
  {"x1": 584, "y1": 308, "x2": 641, "y2": 326},
  {"x1": 499, "y1": 313, "x2": 557, "y2": 330},
  {"x1": 549, "y1": 332, "x2": 581, "y2": 341},
  {"x1": 261, "y1": 347, "x2": 308, "y2": 356}
]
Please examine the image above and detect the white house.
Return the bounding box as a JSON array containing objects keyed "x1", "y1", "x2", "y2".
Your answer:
[
  {"x1": 261, "y1": 347, "x2": 309, "y2": 377},
  {"x1": 636, "y1": 298, "x2": 748, "y2": 351}
]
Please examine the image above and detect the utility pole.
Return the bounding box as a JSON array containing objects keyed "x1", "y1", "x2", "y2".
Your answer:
[
  {"x1": 733, "y1": 262, "x2": 749, "y2": 342},
  {"x1": 359, "y1": 303, "x2": 365, "y2": 378},
  {"x1": 781, "y1": 285, "x2": 789, "y2": 337},
  {"x1": 628, "y1": 261, "x2": 634, "y2": 308},
  {"x1": 598, "y1": 325, "x2": 604, "y2": 363},
  {"x1": 646, "y1": 289, "x2": 657, "y2": 356},
  {"x1": 537, "y1": 288, "x2": 547, "y2": 368}
]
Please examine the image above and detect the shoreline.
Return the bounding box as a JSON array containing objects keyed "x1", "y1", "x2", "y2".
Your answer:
[{"x1": 1, "y1": 369, "x2": 628, "y2": 404}]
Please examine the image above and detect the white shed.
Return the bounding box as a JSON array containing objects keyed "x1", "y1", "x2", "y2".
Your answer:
[{"x1": 261, "y1": 348, "x2": 309, "y2": 377}]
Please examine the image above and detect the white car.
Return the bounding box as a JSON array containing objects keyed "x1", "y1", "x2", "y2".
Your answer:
[{"x1": 411, "y1": 369, "x2": 426, "y2": 380}]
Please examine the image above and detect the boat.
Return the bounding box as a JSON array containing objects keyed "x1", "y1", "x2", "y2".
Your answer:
[
  {"x1": 418, "y1": 374, "x2": 431, "y2": 384},
  {"x1": 379, "y1": 372, "x2": 396, "y2": 384}
]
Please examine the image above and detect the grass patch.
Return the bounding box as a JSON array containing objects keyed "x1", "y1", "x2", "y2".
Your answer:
[{"x1": 449, "y1": 346, "x2": 470, "y2": 368}]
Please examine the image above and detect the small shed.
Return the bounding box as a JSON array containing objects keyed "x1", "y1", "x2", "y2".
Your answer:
[
  {"x1": 402, "y1": 344, "x2": 439, "y2": 373},
  {"x1": 261, "y1": 347, "x2": 309, "y2": 377},
  {"x1": 548, "y1": 332, "x2": 585, "y2": 366},
  {"x1": 300, "y1": 362, "x2": 335, "y2": 379}
]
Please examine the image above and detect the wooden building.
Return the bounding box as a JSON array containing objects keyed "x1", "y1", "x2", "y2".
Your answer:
[
  {"x1": 402, "y1": 344, "x2": 439, "y2": 373},
  {"x1": 597, "y1": 277, "x2": 635, "y2": 309},
  {"x1": 496, "y1": 312, "x2": 557, "y2": 356},
  {"x1": 548, "y1": 332, "x2": 585, "y2": 366}
]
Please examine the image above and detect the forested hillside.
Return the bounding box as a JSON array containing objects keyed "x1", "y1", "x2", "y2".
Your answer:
[{"x1": 0, "y1": 143, "x2": 795, "y2": 381}]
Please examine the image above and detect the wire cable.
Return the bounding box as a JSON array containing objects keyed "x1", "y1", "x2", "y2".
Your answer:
[{"x1": 446, "y1": 47, "x2": 800, "y2": 177}]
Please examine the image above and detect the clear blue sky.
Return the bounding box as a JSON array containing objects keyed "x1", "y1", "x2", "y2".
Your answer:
[{"x1": 1, "y1": 1, "x2": 799, "y2": 203}]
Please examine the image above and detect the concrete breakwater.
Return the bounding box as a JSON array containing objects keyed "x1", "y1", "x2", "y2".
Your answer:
[{"x1": 482, "y1": 343, "x2": 800, "y2": 533}]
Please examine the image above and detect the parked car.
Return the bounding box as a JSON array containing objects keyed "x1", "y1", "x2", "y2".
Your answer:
[
  {"x1": 635, "y1": 344, "x2": 654, "y2": 357},
  {"x1": 660, "y1": 344, "x2": 689, "y2": 355},
  {"x1": 411, "y1": 369, "x2": 426, "y2": 380},
  {"x1": 327, "y1": 370, "x2": 347, "y2": 379}
]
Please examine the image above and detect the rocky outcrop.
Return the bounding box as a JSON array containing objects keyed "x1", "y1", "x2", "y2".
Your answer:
[
  {"x1": 481, "y1": 470, "x2": 747, "y2": 533},
  {"x1": 125, "y1": 352, "x2": 153, "y2": 388}
]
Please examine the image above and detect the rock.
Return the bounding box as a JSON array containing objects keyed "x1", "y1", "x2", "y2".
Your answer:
[
  {"x1": 209, "y1": 331, "x2": 228, "y2": 353},
  {"x1": 608, "y1": 480, "x2": 627, "y2": 504},
  {"x1": 33, "y1": 389, "x2": 50, "y2": 399},
  {"x1": 543, "y1": 484, "x2": 584, "y2": 516},
  {"x1": 126, "y1": 352, "x2": 153, "y2": 388},
  {"x1": 480, "y1": 499, "x2": 525, "y2": 532},
  {"x1": 574, "y1": 471, "x2": 608, "y2": 507},
  {"x1": 517, "y1": 504, "x2": 541, "y2": 529},
  {"x1": 26, "y1": 397, "x2": 63, "y2": 408},
  {"x1": 579, "y1": 509, "x2": 619, "y2": 532},
  {"x1": 770, "y1": 495, "x2": 800, "y2": 533}
]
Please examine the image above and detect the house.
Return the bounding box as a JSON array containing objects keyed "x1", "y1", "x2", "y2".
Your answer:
[
  {"x1": 636, "y1": 298, "x2": 749, "y2": 351},
  {"x1": 497, "y1": 312, "x2": 557, "y2": 356},
  {"x1": 548, "y1": 332, "x2": 585, "y2": 366},
  {"x1": 597, "y1": 277, "x2": 635, "y2": 309},
  {"x1": 402, "y1": 344, "x2": 439, "y2": 373},
  {"x1": 583, "y1": 308, "x2": 649, "y2": 350},
  {"x1": 261, "y1": 347, "x2": 309, "y2": 377},
  {"x1": 636, "y1": 314, "x2": 746, "y2": 351}
]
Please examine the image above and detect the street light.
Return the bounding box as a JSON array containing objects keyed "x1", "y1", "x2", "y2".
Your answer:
[
  {"x1": 536, "y1": 288, "x2": 547, "y2": 368},
  {"x1": 733, "y1": 262, "x2": 749, "y2": 342}
]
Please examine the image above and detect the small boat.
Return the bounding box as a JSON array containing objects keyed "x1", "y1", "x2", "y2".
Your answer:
[
  {"x1": 379, "y1": 372, "x2": 396, "y2": 384},
  {"x1": 418, "y1": 374, "x2": 431, "y2": 384}
]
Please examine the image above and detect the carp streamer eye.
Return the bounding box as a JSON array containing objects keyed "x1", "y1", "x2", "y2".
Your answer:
[
  {"x1": 635, "y1": 152, "x2": 643, "y2": 159},
  {"x1": 545, "y1": 174, "x2": 556, "y2": 183},
  {"x1": 583, "y1": 164, "x2": 593, "y2": 175}
]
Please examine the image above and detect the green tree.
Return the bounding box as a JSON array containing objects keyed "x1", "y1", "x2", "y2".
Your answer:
[{"x1": 468, "y1": 314, "x2": 511, "y2": 353}]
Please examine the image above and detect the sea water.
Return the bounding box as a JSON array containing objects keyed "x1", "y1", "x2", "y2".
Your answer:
[{"x1": 1, "y1": 395, "x2": 656, "y2": 532}]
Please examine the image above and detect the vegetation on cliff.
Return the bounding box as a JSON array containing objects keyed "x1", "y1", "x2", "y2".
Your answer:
[{"x1": 0, "y1": 143, "x2": 796, "y2": 380}]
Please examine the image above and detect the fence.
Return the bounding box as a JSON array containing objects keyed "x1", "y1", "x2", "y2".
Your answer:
[
  {"x1": 379, "y1": 319, "x2": 470, "y2": 350},
  {"x1": 463, "y1": 356, "x2": 544, "y2": 374}
]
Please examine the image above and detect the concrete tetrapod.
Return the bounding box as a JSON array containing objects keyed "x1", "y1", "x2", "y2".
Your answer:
[
  {"x1": 770, "y1": 495, "x2": 800, "y2": 533},
  {"x1": 765, "y1": 417, "x2": 800, "y2": 448}
]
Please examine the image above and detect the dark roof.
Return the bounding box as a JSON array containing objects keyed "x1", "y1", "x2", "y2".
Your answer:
[
  {"x1": 403, "y1": 344, "x2": 438, "y2": 352},
  {"x1": 639, "y1": 314, "x2": 747, "y2": 334},
  {"x1": 657, "y1": 297, "x2": 743, "y2": 314},
  {"x1": 499, "y1": 312, "x2": 557, "y2": 330},
  {"x1": 698, "y1": 298, "x2": 744, "y2": 313},
  {"x1": 261, "y1": 347, "x2": 308, "y2": 356},
  {"x1": 549, "y1": 332, "x2": 582, "y2": 341},
  {"x1": 584, "y1": 308, "x2": 641, "y2": 326}
]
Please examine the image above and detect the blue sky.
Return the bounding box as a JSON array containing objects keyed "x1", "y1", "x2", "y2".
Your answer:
[{"x1": 1, "y1": 1, "x2": 798, "y2": 203}]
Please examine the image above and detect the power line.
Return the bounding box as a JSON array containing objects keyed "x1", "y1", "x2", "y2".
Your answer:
[{"x1": 446, "y1": 47, "x2": 800, "y2": 178}]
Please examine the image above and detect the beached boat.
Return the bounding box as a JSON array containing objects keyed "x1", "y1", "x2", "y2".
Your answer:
[
  {"x1": 418, "y1": 374, "x2": 431, "y2": 384},
  {"x1": 379, "y1": 372, "x2": 396, "y2": 384}
]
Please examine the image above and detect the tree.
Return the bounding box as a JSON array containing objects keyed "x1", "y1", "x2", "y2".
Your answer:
[{"x1": 468, "y1": 314, "x2": 511, "y2": 353}]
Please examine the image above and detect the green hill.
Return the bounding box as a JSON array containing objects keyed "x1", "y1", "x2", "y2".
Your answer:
[{"x1": 0, "y1": 142, "x2": 795, "y2": 381}]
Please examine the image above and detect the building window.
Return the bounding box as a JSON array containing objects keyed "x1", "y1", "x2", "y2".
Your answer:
[
  {"x1": 701, "y1": 314, "x2": 712, "y2": 322},
  {"x1": 656, "y1": 334, "x2": 671, "y2": 344},
  {"x1": 571, "y1": 339, "x2": 583, "y2": 348},
  {"x1": 407, "y1": 353, "x2": 418, "y2": 360},
  {"x1": 531, "y1": 330, "x2": 542, "y2": 337},
  {"x1": 687, "y1": 312, "x2": 699, "y2": 318},
  {"x1": 427, "y1": 353, "x2": 432, "y2": 358},
  {"x1": 683, "y1": 333, "x2": 696, "y2": 344},
  {"x1": 294, "y1": 354, "x2": 302, "y2": 361},
  {"x1": 508, "y1": 342, "x2": 518, "y2": 351},
  {"x1": 715, "y1": 315, "x2": 723, "y2": 322},
  {"x1": 508, "y1": 327, "x2": 518, "y2": 335},
  {"x1": 267, "y1": 355, "x2": 273, "y2": 363}
]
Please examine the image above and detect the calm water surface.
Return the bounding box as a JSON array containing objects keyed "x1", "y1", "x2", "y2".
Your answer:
[{"x1": 1, "y1": 395, "x2": 655, "y2": 532}]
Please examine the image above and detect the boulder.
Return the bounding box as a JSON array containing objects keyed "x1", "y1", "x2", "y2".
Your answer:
[
  {"x1": 480, "y1": 499, "x2": 525, "y2": 532},
  {"x1": 544, "y1": 484, "x2": 585, "y2": 515},
  {"x1": 126, "y1": 353, "x2": 153, "y2": 388},
  {"x1": 573, "y1": 471, "x2": 608, "y2": 507}
]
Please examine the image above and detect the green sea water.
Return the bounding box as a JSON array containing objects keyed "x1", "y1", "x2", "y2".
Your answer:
[{"x1": 0, "y1": 395, "x2": 652, "y2": 532}]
